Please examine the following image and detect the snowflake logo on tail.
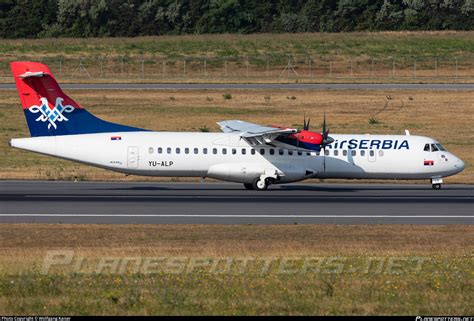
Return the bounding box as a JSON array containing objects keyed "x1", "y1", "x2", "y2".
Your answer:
[{"x1": 28, "y1": 97, "x2": 75, "y2": 130}]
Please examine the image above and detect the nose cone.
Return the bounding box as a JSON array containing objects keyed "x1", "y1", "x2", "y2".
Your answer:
[{"x1": 453, "y1": 157, "x2": 465, "y2": 173}]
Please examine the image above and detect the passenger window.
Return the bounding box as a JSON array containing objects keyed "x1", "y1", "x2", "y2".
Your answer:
[
  {"x1": 203, "y1": 148, "x2": 208, "y2": 154},
  {"x1": 334, "y1": 150, "x2": 338, "y2": 156},
  {"x1": 167, "y1": 147, "x2": 172, "y2": 154},
  {"x1": 379, "y1": 150, "x2": 384, "y2": 157},
  {"x1": 260, "y1": 149, "x2": 265, "y2": 155},
  {"x1": 351, "y1": 150, "x2": 356, "y2": 156},
  {"x1": 242, "y1": 148, "x2": 246, "y2": 155},
  {"x1": 232, "y1": 148, "x2": 236, "y2": 155},
  {"x1": 431, "y1": 144, "x2": 439, "y2": 152},
  {"x1": 306, "y1": 152, "x2": 311, "y2": 156},
  {"x1": 270, "y1": 149, "x2": 275, "y2": 155},
  {"x1": 316, "y1": 151, "x2": 320, "y2": 156},
  {"x1": 185, "y1": 148, "x2": 189, "y2": 154},
  {"x1": 370, "y1": 150, "x2": 375, "y2": 157},
  {"x1": 194, "y1": 148, "x2": 198, "y2": 154},
  {"x1": 297, "y1": 150, "x2": 302, "y2": 156},
  {"x1": 324, "y1": 149, "x2": 329, "y2": 156},
  {"x1": 343, "y1": 150, "x2": 347, "y2": 156},
  {"x1": 176, "y1": 148, "x2": 180, "y2": 154},
  {"x1": 288, "y1": 150, "x2": 293, "y2": 156},
  {"x1": 360, "y1": 150, "x2": 365, "y2": 156},
  {"x1": 148, "y1": 147, "x2": 153, "y2": 154},
  {"x1": 158, "y1": 147, "x2": 163, "y2": 154},
  {"x1": 279, "y1": 149, "x2": 284, "y2": 155},
  {"x1": 251, "y1": 149, "x2": 256, "y2": 155},
  {"x1": 424, "y1": 144, "x2": 430, "y2": 152},
  {"x1": 223, "y1": 148, "x2": 228, "y2": 155},
  {"x1": 213, "y1": 148, "x2": 217, "y2": 154}
]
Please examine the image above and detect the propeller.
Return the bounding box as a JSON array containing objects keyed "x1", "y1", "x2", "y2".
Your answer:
[
  {"x1": 321, "y1": 113, "x2": 334, "y2": 172},
  {"x1": 303, "y1": 113, "x2": 310, "y2": 131}
]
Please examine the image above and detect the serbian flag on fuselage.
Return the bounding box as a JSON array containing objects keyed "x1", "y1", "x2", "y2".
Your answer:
[
  {"x1": 111, "y1": 136, "x2": 122, "y2": 141},
  {"x1": 424, "y1": 160, "x2": 434, "y2": 166}
]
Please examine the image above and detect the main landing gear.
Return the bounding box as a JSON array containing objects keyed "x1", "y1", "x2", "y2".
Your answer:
[
  {"x1": 253, "y1": 177, "x2": 270, "y2": 191},
  {"x1": 243, "y1": 183, "x2": 253, "y2": 190},
  {"x1": 431, "y1": 177, "x2": 443, "y2": 190},
  {"x1": 243, "y1": 178, "x2": 271, "y2": 191},
  {"x1": 244, "y1": 170, "x2": 279, "y2": 191}
]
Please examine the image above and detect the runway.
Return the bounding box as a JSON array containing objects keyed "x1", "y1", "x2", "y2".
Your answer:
[
  {"x1": 0, "y1": 181, "x2": 472, "y2": 224},
  {"x1": 0, "y1": 83, "x2": 473, "y2": 90}
]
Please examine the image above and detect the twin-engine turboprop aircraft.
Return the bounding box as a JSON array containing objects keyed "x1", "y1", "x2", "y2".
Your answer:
[{"x1": 9, "y1": 62, "x2": 464, "y2": 190}]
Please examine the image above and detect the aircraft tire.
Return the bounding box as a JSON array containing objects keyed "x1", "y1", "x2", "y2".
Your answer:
[
  {"x1": 253, "y1": 178, "x2": 269, "y2": 191},
  {"x1": 243, "y1": 183, "x2": 254, "y2": 190}
]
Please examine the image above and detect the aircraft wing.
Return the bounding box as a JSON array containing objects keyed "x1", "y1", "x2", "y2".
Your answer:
[{"x1": 217, "y1": 120, "x2": 297, "y2": 145}]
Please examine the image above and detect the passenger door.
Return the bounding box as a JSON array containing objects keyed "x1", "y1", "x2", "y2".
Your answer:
[{"x1": 127, "y1": 146, "x2": 139, "y2": 168}]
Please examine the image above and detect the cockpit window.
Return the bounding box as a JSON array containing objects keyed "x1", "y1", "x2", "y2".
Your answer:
[{"x1": 425, "y1": 143, "x2": 447, "y2": 152}]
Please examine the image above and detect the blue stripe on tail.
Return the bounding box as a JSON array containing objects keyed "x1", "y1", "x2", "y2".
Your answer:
[{"x1": 24, "y1": 108, "x2": 146, "y2": 137}]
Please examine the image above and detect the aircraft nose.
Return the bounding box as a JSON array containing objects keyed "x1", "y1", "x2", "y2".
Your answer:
[{"x1": 453, "y1": 157, "x2": 465, "y2": 172}]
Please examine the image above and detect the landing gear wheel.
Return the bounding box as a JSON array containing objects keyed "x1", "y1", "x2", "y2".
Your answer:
[
  {"x1": 432, "y1": 183, "x2": 442, "y2": 190},
  {"x1": 243, "y1": 183, "x2": 254, "y2": 190},
  {"x1": 253, "y1": 178, "x2": 269, "y2": 191}
]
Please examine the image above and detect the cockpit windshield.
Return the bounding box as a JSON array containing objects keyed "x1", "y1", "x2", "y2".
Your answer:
[{"x1": 424, "y1": 143, "x2": 447, "y2": 152}]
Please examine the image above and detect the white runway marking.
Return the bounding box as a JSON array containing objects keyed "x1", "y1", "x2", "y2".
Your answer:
[
  {"x1": 0, "y1": 214, "x2": 473, "y2": 218},
  {"x1": 24, "y1": 195, "x2": 473, "y2": 199}
]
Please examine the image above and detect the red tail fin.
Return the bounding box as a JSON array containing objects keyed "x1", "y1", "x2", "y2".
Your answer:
[
  {"x1": 11, "y1": 61, "x2": 145, "y2": 137},
  {"x1": 11, "y1": 61, "x2": 82, "y2": 111}
]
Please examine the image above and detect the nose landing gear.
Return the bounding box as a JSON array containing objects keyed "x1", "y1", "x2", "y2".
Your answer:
[{"x1": 431, "y1": 177, "x2": 443, "y2": 190}]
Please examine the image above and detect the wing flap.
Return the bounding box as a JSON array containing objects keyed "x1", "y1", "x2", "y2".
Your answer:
[{"x1": 217, "y1": 120, "x2": 297, "y2": 146}]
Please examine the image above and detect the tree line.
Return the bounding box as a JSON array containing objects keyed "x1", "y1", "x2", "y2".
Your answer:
[{"x1": 0, "y1": 0, "x2": 472, "y2": 38}]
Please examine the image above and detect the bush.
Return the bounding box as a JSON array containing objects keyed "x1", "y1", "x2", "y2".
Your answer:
[{"x1": 369, "y1": 117, "x2": 380, "y2": 125}]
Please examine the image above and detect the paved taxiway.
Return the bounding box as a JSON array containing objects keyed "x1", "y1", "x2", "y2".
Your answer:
[
  {"x1": 0, "y1": 181, "x2": 472, "y2": 224},
  {"x1": 1, "y1": 83, "x2": 473, "y2": 91}
]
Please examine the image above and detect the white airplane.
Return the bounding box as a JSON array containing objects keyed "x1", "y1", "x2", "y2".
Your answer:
[{"x1": 9, "y1": 62, "x2": 465, "y2": 190}]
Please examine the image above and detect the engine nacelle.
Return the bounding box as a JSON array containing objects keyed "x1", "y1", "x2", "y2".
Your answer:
[
  {"x1": 207, "y1": 163, "x2": 312, "y2": 184},
  {"x1": 207, "y1": 163, "x2": 278, "y2": 183}
]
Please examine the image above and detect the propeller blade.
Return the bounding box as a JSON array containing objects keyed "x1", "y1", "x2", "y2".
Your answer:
[
  {"x1": 322, "y1": 112, "x2": 326, "y2": 137},
  {"x1": 321, "y1": 113, "x2": 329, "y2": 173},
  {"x1": 323, "y1": 135, "x2": 334, "y2": 145},
  {"x1": 303, "y1": 113, "x2": 309, "y2": 130},
  {"x1": 322, "y1": 145, "x2": 326, "y2": 172},
  {"x1": 321, "y1": 112, "x2": 331, "y2": 146}
]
